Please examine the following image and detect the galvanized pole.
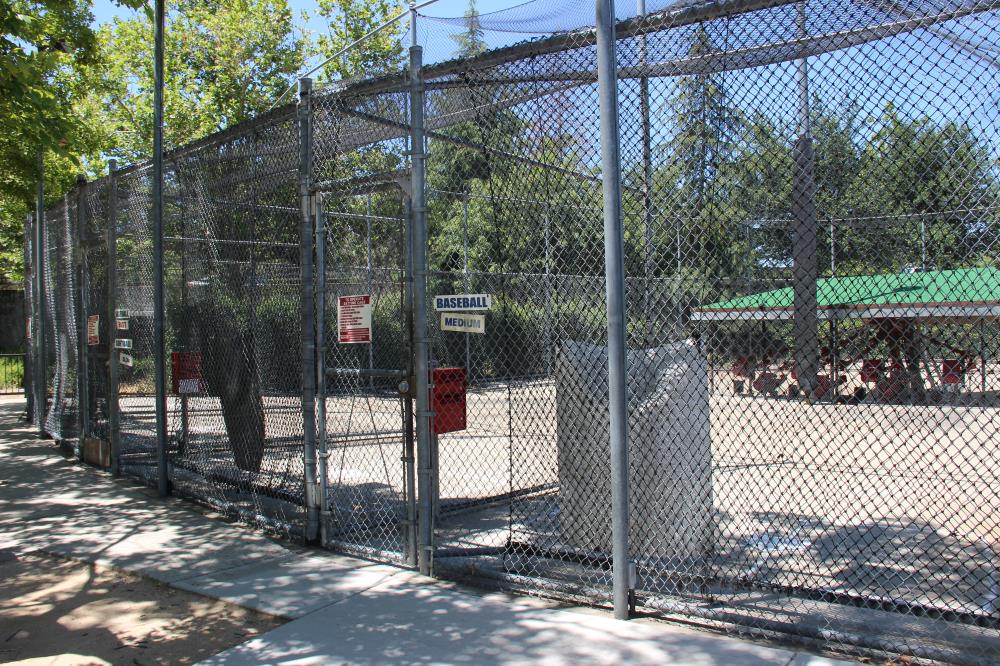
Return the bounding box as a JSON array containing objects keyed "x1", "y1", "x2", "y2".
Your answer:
[
  {"x1": 107, "y1": 160, "x2": 121, "y2": 476},
  {"x1": 152, "y1": 0, "x2": 170, "y2": 496},
  {"x1": 75, "y1": 174, "x2": 90, "y2": 449},
  {"x1": 596, "y1": 0, "x2": 632, "y2": 621},
  {"x1": 920, "y1": 218, "x2": 927, "y2": 271},
  {"x1": 298, "y1": 77, "x2": 321, "y2": 543},
  {"x1": 35, "y1": 152, "x2": 47, "y2": 435},
  {"x1": 315, "y1": 197, "x2": 329, "y2": 545},
  {"x1": 23, "y1": 215, "x2": 33, "y2": 421},
  {"x1": 366, "y1": 194, "x2": 375, "y2": 388},
  {"x1": 461, "y1": 192, "x2": 470, "y2": 372},
  {"x1": 543, "y1": 204, "x2": 553, "y2": 376},
  {"x1": 829, "y1": 219, "x2": 835, "y2": 276},
  {"x1": 791, "y1": 0, "x2": 819, "y2": 399},
  {"x1": 638, "y1": 0, "x2": 655, "y2": 343},
  {"x1": 402, "y1": 196, "x2": 418, "y2": 567},
  {"x1": 409, "y1": 22, "x2": 435, "y2": 577}
]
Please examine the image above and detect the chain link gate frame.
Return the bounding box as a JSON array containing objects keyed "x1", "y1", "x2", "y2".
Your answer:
[{"x1": 25, "y1": 0, "x2": 1000, "y2": 661}]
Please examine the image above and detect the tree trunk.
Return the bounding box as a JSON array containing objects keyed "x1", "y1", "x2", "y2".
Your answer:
[{"x1": 203, "y1": 325, "x2": 266, "y2": 473}]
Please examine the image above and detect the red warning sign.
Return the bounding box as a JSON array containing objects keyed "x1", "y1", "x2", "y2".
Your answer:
[
  {"x1": 87, "y1": 315, "x2": 100, "y2": 346},
  {"x1": 171, "y1": 352, "x2": 205, "y2": 394},
  {"x1": 338, "y1": 295, "x2": 372, "y2": 344}
]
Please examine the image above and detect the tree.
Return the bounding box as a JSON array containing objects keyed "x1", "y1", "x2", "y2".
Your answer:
[
  {"x1": 92, "y1": 0, "x2": 306, "y2": 162},
  {"x1": 451, "y1": 0, "x2": 485, "y2": 58},
  {"x1": 841, "y1": 103, "x2": 995, "y2": 273},
  {"x1": 654, "y1": 26, "x2": 744, "y2": 281},
  {"x1": 0, "y1": 0, "x2": 143, "y2": 283},
  {"x1": 314, "y1": 0, "x2": 404, "y2": 82}
]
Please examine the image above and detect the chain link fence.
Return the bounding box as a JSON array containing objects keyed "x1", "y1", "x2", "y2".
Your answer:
[{"x1": 24, "y1": 0, "x2": 1000, "y2": 661}]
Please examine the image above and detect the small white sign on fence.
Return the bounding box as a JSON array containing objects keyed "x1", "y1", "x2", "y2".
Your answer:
[
  {"x1": 119, "y1": 352, "x2": 134, "y2": 367},
  {"x1": 441, "y1": 312, "x2": 486, "y2": 334},
  {"x1": 114, "y1": 338, "x2": 133, "y2": 350}
]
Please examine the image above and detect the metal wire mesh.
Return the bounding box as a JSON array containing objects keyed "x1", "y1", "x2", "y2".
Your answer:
[
  {"x1": 26, "y1": 0, "x2": 1000, "y2": 659},
  {"x1": 312, "y1": 84, "x2": 415, "y2": 561},
  {"x1": 114, "y1": 166, "x2": 160, "y2": 483},
  {"x1": 83, "y1": 179, "x2": 111, "y2": 440},
  {"x1": 163, "y1": 110, "x2": 306, "y2": 533},
  {"x1": 42, "y1": 196, "x2": 79, "y2": 447}
]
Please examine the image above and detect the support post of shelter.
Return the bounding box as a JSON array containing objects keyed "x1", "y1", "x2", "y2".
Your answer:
[
  {"x1": 791, "y1": 0, "x2": 819, "y2": 398},
  {"x1": 298, "y1": 76, "x2": 321, "y2": 544},
  {"x1": 409, "y1": 40, "x2": 436, "y2": 578},
  {"x1": 107, "y1": 160, "x2": 121, "y2": 477},
  {"x1": 596, "y1": 0, "x2": 632, "y2": 621}
]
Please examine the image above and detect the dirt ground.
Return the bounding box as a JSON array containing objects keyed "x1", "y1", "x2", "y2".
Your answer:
[{"x1": 0, "y1": 550, "x2": 283, "y2": 666}]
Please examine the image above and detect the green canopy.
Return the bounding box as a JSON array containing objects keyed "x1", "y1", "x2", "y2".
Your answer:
[{"x1": 691, "y1": 267, "x2": 1000, "y2": 321}]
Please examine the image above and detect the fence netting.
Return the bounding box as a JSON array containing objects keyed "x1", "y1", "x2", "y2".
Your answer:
[
  {"x1": 42, "y1": 197, "x2": 80, "y2": 448},
  {"x1": 27, "y1": 0, "x2": 1000, "y2": 661},
  {"x1": 164, "y1": 110, "x2": 306, "y2": 534}
]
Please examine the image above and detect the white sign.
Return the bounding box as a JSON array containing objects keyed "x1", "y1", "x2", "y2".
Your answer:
[
  {"x1": 441, "y1": 312, "x2": 486, "y2": 334},
  {"x1": 119, "y1": 352, "x2": 134, "y2": 367},
  {"x1": 433, "y1": 294, "x2": 492, "y2": 312},
  {"x1": 338, "y1": 295, "x2": 372, "y2": 344},
  {"x1": 116, "y1": 318, "x2": 129, "y2": 331},
  {"x1": 114, "y1": 338, "x2": 133, "y2": 350},
  {"x1": 115, "y1": 308, "x2": 129, "y2": 319},
  {"x1": 178, "y1": 378, "x2": 201, "y2": 394}
]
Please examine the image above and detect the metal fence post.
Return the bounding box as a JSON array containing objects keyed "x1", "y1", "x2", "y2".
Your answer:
[
  {"x1": 35, "y1": 153, "x2": 47, "y2": 436},
  {"x1": 298, "y1": 77, "x2": 321, "y2": 543},
  {"x1": 152, "y1": 0, "x2": 169, "y2": 497},
  {"x1": 107, "y1": 160, "x2": 121, "y2": 476},
  {"x1": 315, "y1": 196, "x2": 329, "y2": 545},
  {"x1": 366, "y1": 194, "x2": 375, "y2": 387},
  {"x1": 461, "y1": 192, "x2": 471, "y2": 373},
  {"x1": 23, "y1": 214, "x2": 34, "y2": 422},
  {"x1": 638, "y1": 0, "x2": 654, "y2": 344},
  {"x1": 595, "y1": 0, "x2": 632, "y2": 621},
  {"x1": 75, "y1": 175, "x2": 90, "y2": 448},
  {"x1": 402, "y1": 195, "x2": 418, "y2": 568},
  {"x1": 409, "y1": 36, "x2": 435, "y2": 578}
]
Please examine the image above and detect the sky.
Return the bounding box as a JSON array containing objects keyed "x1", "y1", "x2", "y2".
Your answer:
[
  {"x1": 89, "y1": 0, "x2": 520, "y2": 31},
  {"x1": 88, "y1": 0, "x2": 540, "y2": 70}
]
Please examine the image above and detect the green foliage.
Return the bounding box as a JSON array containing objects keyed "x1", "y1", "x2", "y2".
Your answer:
[
  {"x1": 0, "y1": 354, "x2": 24, "y2": 388},
  {"x1": 93, "y1": 0, "x2": 306, "y2": 162},
  {"x1": 451, "y1": 0, "x2": 485, "y2": 58},
  {"x1": 314, "y1": 0, "x2": 404, "y2": 81},
  {"x1": 0, "y1": 0, "x2": 140, "y2": 283}
]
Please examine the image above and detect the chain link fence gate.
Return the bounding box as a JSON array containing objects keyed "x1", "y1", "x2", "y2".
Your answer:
[
  {"x1": 310, "y1": 81, "x2": 417, "y2": 563},
  {"x1": 25, "y1": 0, "x2": 1000, "y2": 661}
]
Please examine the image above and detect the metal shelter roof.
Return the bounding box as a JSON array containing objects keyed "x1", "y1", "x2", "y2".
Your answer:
[{"x1": 690, "y1": 267, "x2": 1000, "y2": 321}]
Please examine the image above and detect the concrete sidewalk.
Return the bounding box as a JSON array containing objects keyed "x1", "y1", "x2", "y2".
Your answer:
[{"x1": 0, "y1": 398, "x2": 854, "y2": 665}]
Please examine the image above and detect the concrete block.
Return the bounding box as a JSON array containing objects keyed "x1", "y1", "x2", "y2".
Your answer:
[{"x1": 555, "y1": 339, "x2": 714, "y2": 562}]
